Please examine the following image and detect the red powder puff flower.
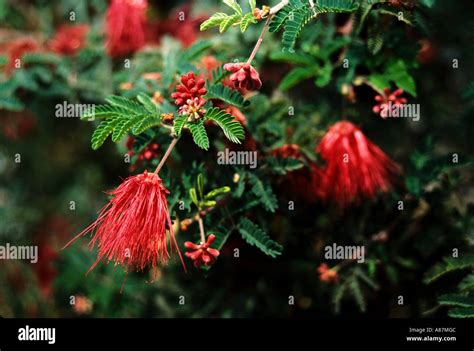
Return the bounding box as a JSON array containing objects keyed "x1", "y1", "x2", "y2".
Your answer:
[
  {"x1": 172, "y1": 72, "x2": 207, "y2": 106},
  {"x1": 105, "y1": 0, "x2": 148, "y2": 58},
  {"x1": 5, "y1": 38, "x2": 40, "y2": 75},
  {"x1": 64, "y1": 171, "x2": 184, "y2": 276},
  {"x1": 224, "y1": 62, "x2": 262, "y2": 90},
  {"x1": 317, "y1": 263, "x2": 339, "y2": 283},
  {"x1": 316, "y1": 121, "x2": 400, "y2": 208},
  {"x1": 372, "y1": 88, "x2": 407, "y2": 118},
  {"x1": 184, "y1": 234, "x2": 220, "y2": 268},
  {"x1": 48, "y1": 24, "x2": 88, "y2": 56}
]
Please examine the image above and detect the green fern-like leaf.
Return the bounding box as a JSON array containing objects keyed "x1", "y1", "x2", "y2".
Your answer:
[
  {"x1": 240, "y1": 12, "x2": 257, "y2": 32},
  {"x1": 132, "y1": 116, "x2": 162, "y2": 135},
  {"x1": 219, "y1": 14, "x2": 242, "y2": 33},
  {"x1": 282, "y1": 8, "x2": 313, "y2": 52},
  {"x1": 206, "y1": 83, "x2": 247, "y2": 108},
  {"x1": 248, "y1": 174, "x2": 278, "y2": 212},
  {"x1": 112, "y1": 118, "x2": 137, "y2": 142},
  {"x1": 448, "y1": 307, "x2": 474, "y2": 318},
  {"x1": 438, "y1": 294, "x2": 474, "y2": 308},
  {"x1": 266, "y1": 156, "x2": 304, "y2": 175},
  {"x1": 205, "y1": 107, "x2": 245, "y2": 143},
  {"x1": 424, "y1": 255, "x2": 474, "y2": 284},
  {"x1": 200, "y1": 13, "x2": 230, "y2": 31},
  {"x1": 238, "y1": 218, "x2": 283, "y2": 258},
  {"x1": 105, "y1": 95, "x2": 144, "y2": 114},
  {"x1": 223, "y1": 0, "x2": 243, "y2": 15},
  {"x1": 137, "y1": 92, "x2": 158, "y2": 114},
  {"x1": 349, "y1": 275, "x2": 367, "y2": 313},
  {"x1": 211, "y1": 66, "x2": 229, "y2": 84},
  {"x1": 188, "y1": 119, "x2": 210, "y2": 150},
  {"x1": 84, "y1": 95, "x2": 161, "y2": 149},
  {"x1": 91, "y1": 118, "x2": 117, "y2": 150},
  {"x1": 173, "y1": 115, "x2": 187, "y2": 137}
]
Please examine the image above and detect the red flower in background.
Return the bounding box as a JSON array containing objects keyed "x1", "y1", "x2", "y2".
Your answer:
[
  {"x1": 1, "y1": 111, "x2": 37, "y2": 140},
  {"x1": 146, "y1": 4, "x2": 205, "y2": 47},
  {"x1": 64, "y1": 171, "x2": 184, "y2": 276},
  {"x1": 271, "y1": 144, "x2": 323, "y2": 203},
  {"x1": 372, "y1": 88, "x2": 407, "y2": 118},
  {"x1": 171, "y1": 72, "x2": 207, "y2": 106},
  {"x1": 4, "y1": 38, "x2": 40, "y2": 75},
  {"x1": 317, "y1": 264, "x2": 339, "y2": 283},
  {"x1": 316, "y1": 121, "x2": 400, "y2": 208},
  {"x1": 184, "y1": 234, "x2": 220, "y2": 268},
  {"x1": 106, "y1": 0, "x2": 148, "y2": 57},
  {"x1": 224, "y1": 62, "x2": 262, "y2": 90},
  {"x1": 48, "y1": 24, "x2": 89, "y2": 56}
]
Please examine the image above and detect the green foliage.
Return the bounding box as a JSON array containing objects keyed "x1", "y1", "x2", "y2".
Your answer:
[
  {"x1": 424, "y1": 255, "x2": 474, "y2": 284},
  {"x1": 200, "y1": 0, "x2": 257, "y2": 33},
  {"x1": 406, "y1": 138, "x2": 470, "y2": 197},
  {"x1": 188, "y1": 119, "x2": 210, "y2": 150},
  {"x1": 205, "y1": 83, "x2": 247, "y2": 108},
  {"x1": 266, "y1": 157, "x2": 304, "y2": 175},
  {"x1": 270, "y1": 0, "x2": 359, "y2": 51},
  {"x1": 205, "y1": 107, "x2": 245, "y2": 143},
  {"x1": 368, "y1": 59, "x2": 417, "y2": 97},
  {"x1": 82, "y1": 95, "x2": 160, "y2": 150},
  {"x1": 188, "y1": 173, "x2": 230, "y2": 210},
  {"x1": 248, "y1": 173, "x2": 278, "y2": 212},
  {"x1": 238, "y1": 218, "x2": 283, "y2": 258}
]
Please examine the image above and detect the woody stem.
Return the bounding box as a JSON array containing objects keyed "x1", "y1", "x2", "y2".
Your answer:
[
  {"x1": 247, "y1": 15, "x2": 273, "y2": 65},
  {"x1": 197, "y1": 216, "x2": 206, "y2": 243},
  {"x1": 154, "y1": 136, "x2": 179, "y2": 174}
]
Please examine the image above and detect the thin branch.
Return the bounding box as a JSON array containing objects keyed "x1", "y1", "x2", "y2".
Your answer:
[
  {"x1": 246, "y1": 0, "x2": 289, "y2": 64},
  {"x1": 197, "y1": 216, "x2": 206, "y2": 243},
  {"x1": 153, "y1": 136, "x2": 179, "y2": 174}
]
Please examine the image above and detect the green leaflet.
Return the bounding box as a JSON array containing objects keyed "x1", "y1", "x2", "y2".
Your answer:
[{"x1": 238, "y1": 218, "x2": 283, "y2": 258}]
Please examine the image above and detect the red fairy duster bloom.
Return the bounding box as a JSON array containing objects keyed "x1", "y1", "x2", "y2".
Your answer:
[
  {"x1": 105, "y1": 0, "x2": 147, "y2": 57},
  {"x1": 48, "y1": 24, "x2": 89, "y2": 55},
  {"x1": 184, "y1": 234, "x2": 220, "y2": 268},
  {"x1": 372, "y1": 88, "x2": 407, "y2": 118},
  {"x1": 223, "y1": 62, "x2": 262, "y2": 90},
  {"x1": 171, "y1": 72, "x2": 207, "y2": 106},
  {"x1": 65, "y1": 171, "x2": 184, "y2": 274},
  {"x1": 316, "y1": 121, "x2": 400, "y2": 208}
]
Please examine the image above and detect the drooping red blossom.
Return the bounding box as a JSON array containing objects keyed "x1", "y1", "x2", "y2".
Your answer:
[
  {"x1": 172, "y1": 72, "x2": 207, "y2": 106},
  {"x1": 4, "y1": 38, "x2": 40, "y2": 75},
  {"x1": 271, "y1": 144, "x2": 324, "y2": 203},
  {"x1": 223, "y1": 62, "x2": 262, "y2": 90},
  {"x1": 105, "y1": 0, "x2": 148, "y2": 58},
  {"x1": 184, "y1": 234, "x2": 220, "y2": 268},
  {"x1": 64, "y1": 171, "x2": 184, "y2": 275},
  {"x1": 317, "y1": 263, "x2": 339, "y2": 283},
  {"x1": 316, "y1": 121, "x2": 400, "y2": 208},
  {"x1": 372, "y1": 88, "x2": 407, "y2": 118},
  {"x1": 47, "y1": 24, "x2": 89, "y2": 55}
]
